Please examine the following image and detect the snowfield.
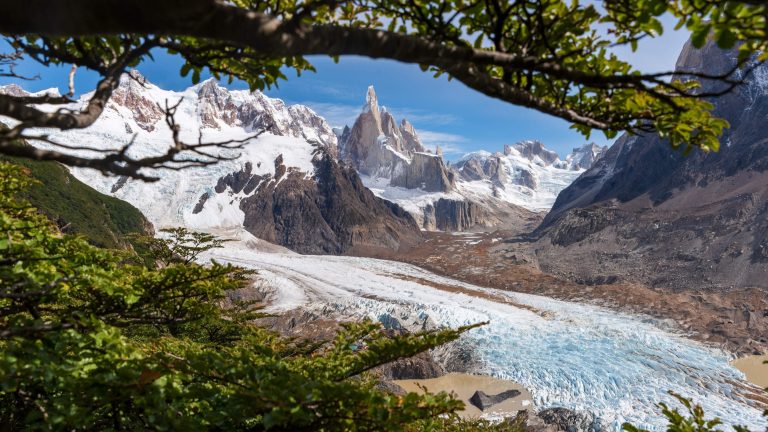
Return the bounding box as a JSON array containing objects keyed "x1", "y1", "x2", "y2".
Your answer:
[{"x1": 203, "y1": 236, "x2": 767, "y2": 431}]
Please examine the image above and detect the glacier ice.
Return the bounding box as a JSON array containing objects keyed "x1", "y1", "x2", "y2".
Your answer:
[{"x1": 205, "y1": 241, "x2": 767, "y2": 431}]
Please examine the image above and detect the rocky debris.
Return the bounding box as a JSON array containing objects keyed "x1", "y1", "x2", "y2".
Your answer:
[
  {"x1": 339, "y1": 86, "x2": 454, "y2": 192},
  {"x1": 468, "y1": 389, "x2": 522, "y2": 411},
  {"x1": 536, "y1": 408, "x2": 606, "y2": 432},
  {"x1": 534, "y1": 38, "x2": 768, "y2": 291}
]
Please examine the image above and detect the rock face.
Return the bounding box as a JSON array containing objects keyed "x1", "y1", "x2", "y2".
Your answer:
[
  {"x1": 210, "y1": 149, "x2": 422, "y2": 254},
  {"x1": 339, "y1": 86, "x2": 454, "y2": 192},
  {"x1": 390, "y1": 152, "x2": 454, "y2": 191},
  {"x1": 534, "y1": 38, "x2": 768, "y2": 290},
  {"x1": 422, "y1": 198, "x2": 488, "y2": 232},
  {"x1": 468, "y1": 389, "x2": 521, "y2": 411}
]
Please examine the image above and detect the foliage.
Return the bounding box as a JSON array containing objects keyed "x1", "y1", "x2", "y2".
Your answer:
[
  {"x1": 0, "y1": 161, "x2": 476, "y2": 430},
  {"x1": 623, "y1": 391, "x2": 763, "y2": 432},
  {"x1": 407, "y1": 412, "x2": 528, "y2": 432},
  {"x1": 0, "y1": 151, "x2": 150, "y2": 249},
  {"x1": 0, "y1": 0, "x2": 767, "y2": 173}
]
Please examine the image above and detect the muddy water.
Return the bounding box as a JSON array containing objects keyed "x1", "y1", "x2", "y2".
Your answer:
[
  {"x1": 733, "y1": 355, "x2": 768, "y2": 388},
  {"x1": 394, "y1": 373, "x2": 533, "y2": 419}
]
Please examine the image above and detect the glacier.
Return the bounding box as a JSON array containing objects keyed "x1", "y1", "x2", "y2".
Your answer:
[{"x1": 203, "y1": 237, "x2": 767, "y2": 431}]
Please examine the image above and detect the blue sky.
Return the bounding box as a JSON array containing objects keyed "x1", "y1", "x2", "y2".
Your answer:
[{"x1": 0, "y1": 18, "x2": 689, "y2": 159}]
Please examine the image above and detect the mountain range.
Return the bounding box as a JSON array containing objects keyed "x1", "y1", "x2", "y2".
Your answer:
[
  {"x1": 518, "y1": 38, "x2": 768, "y2": 292},
  {"x1": 1, "y1": 72, "x2": 600, "y2": 254},
  {"x1": 6, "y1": 36, "x2": 767, "y2": 295}
]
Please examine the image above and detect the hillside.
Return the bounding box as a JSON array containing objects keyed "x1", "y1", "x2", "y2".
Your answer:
[
  {"x1": 1, "y1": 153, "x2": 152, "y2": 248},
  {"x1": 529, "y1": 38, "x2": 768, "y2": 292}
]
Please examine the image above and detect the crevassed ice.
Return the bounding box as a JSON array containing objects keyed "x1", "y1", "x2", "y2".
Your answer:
[{"x1": 207, "y1": 245, "x2": 767, "y2": 431}]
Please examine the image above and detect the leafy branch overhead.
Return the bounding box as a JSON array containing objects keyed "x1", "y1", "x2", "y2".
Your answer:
[{"x1": 0, "y1": 0, "x2": 765, "y2": 177}]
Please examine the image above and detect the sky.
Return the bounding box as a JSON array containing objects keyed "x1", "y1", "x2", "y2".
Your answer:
[{"x1": 0, "y1": 15, "x2": 690, "y2": 160}]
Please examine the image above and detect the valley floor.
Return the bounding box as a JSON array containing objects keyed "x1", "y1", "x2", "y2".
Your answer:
[
  {"x1": 367, "y1": 230, "x2": 768, "y2": 357},
  {"x1": 202, "y1": 235, "x2": 767, "y2": 430}
]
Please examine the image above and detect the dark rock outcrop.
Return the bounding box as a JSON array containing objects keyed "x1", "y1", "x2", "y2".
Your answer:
[
  {"x1": 468, "y1": 389, "x2": 521, "y2": 411},
  {"x1": 204, "y1": 149, "x2": 422, "y2": 254},
  {"x1": 537, "y1": 408, "x2": 605, "y2": 432},
  {"x1": 532, "y1": 38, "x2": 768, "y2": 291}
]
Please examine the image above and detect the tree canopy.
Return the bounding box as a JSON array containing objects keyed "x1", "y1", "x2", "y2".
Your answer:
[
  {"x1": 0, "y1": 160, "x2": 488, "y2": 430},
  {"x1": 0, "y1": 0, "x2": 766, "y2": 178}
]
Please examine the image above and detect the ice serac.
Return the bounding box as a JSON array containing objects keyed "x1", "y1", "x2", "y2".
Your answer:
[
  {"x1": 7, "y1": 71, "x2": 420, "y2": 254},
  {"x1": 534, "y1": 38, "x2": 768, "y2": 291},
  {"x1": 339, "y1": 86, "x2": 455, "y2": 193}
]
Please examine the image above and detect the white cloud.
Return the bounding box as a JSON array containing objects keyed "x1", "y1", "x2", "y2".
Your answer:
[
  {"x1": 297, "y1": 101, "x2": 361, "y2": 128},
  {"x1": 417, "y1": 130, "x2": 467, "y2": 155},
  {"x1": 385, "y1": 108, "x2": 458, "y2": 126}
]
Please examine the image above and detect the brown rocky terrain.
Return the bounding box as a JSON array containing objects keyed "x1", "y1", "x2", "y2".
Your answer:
[
  {"x1": 366, "y1": 230, "x2": 767, "y2": 356},
  {"x1": 202, "y1": 148, "x2": 422, "y2": 254},
  {"x1": 534, "y1": 39, "x2": 768, "y2": 293}
]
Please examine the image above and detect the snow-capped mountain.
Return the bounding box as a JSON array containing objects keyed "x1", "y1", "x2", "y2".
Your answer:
[
  {"x1": 338, "y1": 86, "x2": 454, "y2": 193},
  {"x1": 2, "y1": 73, "x2": 604, "y2": 241},
  {"x1": 453, "y1": 141, "x2": 607, "y2": 211},
  {"x1": 335, "y1": 89, "x2": 606, "y2": 231},
  {"x1": 1, "y1": 71, "x2": 421, "y2": 254}
]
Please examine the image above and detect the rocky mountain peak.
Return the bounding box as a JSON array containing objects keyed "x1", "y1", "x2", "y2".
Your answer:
[
  {"x1": 399, "y1": 118, "x2": 425, "y2": 153},
  {"x1": 363, "y1": 85, "x2": 380, "y2": 116},
  {"x1": 110, "y1": 70, "x2": 164, "y2": 132},
  {"x1": 338, "y1": 86, "x2": 454, "y2": 192},
  {"x1": 0, "y1": 83, "x2": 29, "y2": 97},
  {"x1": 562, "y1": 143, "x2": 607, "y2": 171},
  {"x1": 510, "y1": 140, "x2": 560, "y2": 166},
  {"x1": 196, "y1": 78, "x2": 238, "y2": 129}
]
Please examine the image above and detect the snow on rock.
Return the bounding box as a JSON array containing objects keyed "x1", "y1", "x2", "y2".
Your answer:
[
  {"x1": 0, "y1": 71, "x2": 333, "y2": 234},
  {"x1": 205, "y1": 239, "x2": 767, "y2": 431},
  {"x1": 453, "y1": 141, "x2": 606, "y2": 212}
]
